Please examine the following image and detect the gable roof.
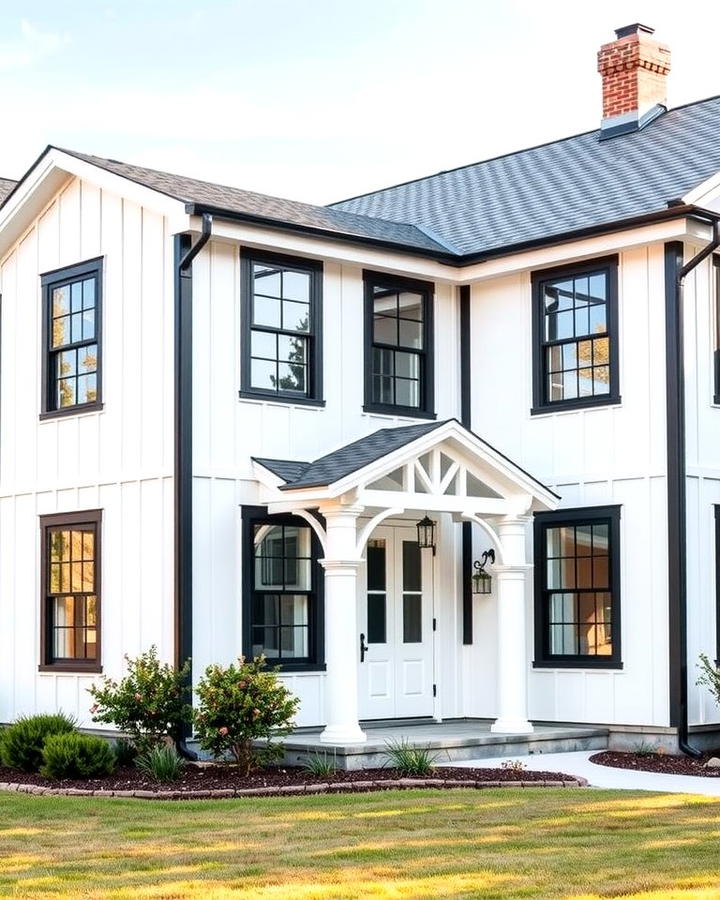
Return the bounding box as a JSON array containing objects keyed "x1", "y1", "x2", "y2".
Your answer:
[
  {"x1": 330, "y1": 95, "x2": 720, "y2": 257},
  {"x1": 0, "y1": 178, "x2": 17, "y2": 204},
  {"x1": 50, "y1": 148, "x2": 449, "y2": 255}
]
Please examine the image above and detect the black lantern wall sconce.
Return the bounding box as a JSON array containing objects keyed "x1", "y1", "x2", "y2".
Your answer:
[
  {"x1": 416, "y1": 515, "x2": 437, "y2": 554},
  {"x1": 472, "y1": 549, "x2": 496, "y2": 594}
]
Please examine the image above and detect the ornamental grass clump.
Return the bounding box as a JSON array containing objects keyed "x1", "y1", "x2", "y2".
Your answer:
[
  {"x1": 194, "y1": 656, "x2": 300, "y2": 775},
  {"x1": 0, "y1": 712, "x2": 77, "y2": 773},
  {"x1": 87, "y1": 646, "x2": 192, "y2": 755},
  {"x1": 135, "y1": 745, "x2": 185, "y2": 783}
]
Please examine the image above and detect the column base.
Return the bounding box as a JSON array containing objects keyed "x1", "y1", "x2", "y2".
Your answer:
[
  {"x1": 319, "y1": 724, "x2": 367, "y2": 745},
  {"x1": 490, "y1": 718, "x2": 534, "y2": 735}
]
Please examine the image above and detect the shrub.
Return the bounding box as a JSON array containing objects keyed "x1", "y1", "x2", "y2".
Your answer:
[
  {"x1": 40, "y1": 733, "x2": 115, "y2": 779},
  {"x1": 113, "y1": 737, "x2": 138, "y2": 767},
  {"x1": 194, "y1": 656, "x2": 300, "y2": 775},
  {"x1": 87, "y1": 647, "x2": 192, "y2": 755},
  {"x1": 697, "y1": 654, "x2": 720, "y2": 705},
  {"x1": 384, "y1": 739, "x2": 437, "y2": 776},
  {"x1": 0, "y1": 713, "x2": 77, "y2": 772},
  {"x1": 136, "y1": 745, "x2": 185, "y2": 783},
  {"x1": 302, "y1": 751, "x2": 338, "y2": 776}
]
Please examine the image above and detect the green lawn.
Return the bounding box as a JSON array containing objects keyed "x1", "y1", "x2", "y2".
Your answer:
[{"x1": 2, "y1": 789, "x2": 720, "y2": 899}]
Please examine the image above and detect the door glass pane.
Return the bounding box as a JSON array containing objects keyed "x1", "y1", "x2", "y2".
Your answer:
[
  {"x1": 402, "y1": 541, "x2": 421, "y2": 592},
  {"x1": 367, "y1": 594, "x2": 386, "y2": 644},
  {"x1": 403, "y1": 595, "x2": 422, "y2": 643},
  {"x1": 367, "y1": 540, "x2": 386, "y2": 591}
]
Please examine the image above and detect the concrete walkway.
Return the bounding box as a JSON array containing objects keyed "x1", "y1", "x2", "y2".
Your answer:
[{"x1": 444, "y1": 750, "x2": 720, "y2": 795}]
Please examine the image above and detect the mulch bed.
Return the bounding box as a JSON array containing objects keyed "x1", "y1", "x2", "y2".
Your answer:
[
  {"x1": 591, "y1": 750, "x2": 720, "y2": 777},
  {"x1": 0, "y1": 762, "x2": 584, "y2": 799}
]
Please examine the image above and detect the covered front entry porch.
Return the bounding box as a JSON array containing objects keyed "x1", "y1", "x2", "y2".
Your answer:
[{"x1": 253, "y1": 419, "x2": 559, "y2": 745}]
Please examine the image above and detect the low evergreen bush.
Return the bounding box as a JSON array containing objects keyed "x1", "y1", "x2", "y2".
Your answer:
[
  {"x1": 194, "y1": 656, "x2": 300, "y2": 775},
  {"x1": 40, "y1": 733, "x2": 115, "y2": 779},
  {"x1": 113, "y1": 737, "x2": 138, "y2": 767},
  {"x1": 0, "y1": 713, "x2": 77, "y2": 772}
]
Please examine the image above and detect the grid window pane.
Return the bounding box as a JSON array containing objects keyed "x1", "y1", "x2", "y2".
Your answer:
[
  {"x1": 542, "y1": 516, "x2": 615, "y2": 659},
  {"x1": 46, "y1": 522, "x2": 98, "y2": 663}
]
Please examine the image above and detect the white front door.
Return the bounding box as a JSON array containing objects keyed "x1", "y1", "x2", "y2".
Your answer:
[{"x1": 357, "y1": 525, "x2": 434, "y2": 720}]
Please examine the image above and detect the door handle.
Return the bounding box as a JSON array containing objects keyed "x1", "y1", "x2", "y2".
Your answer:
[{"x1": 360, "y1": 632, "x2": 369, "y2": 663}]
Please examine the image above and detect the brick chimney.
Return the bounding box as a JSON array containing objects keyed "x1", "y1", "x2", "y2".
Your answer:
[{"x1": 597, "y1": 24, "x2": 671, "y2": 138}]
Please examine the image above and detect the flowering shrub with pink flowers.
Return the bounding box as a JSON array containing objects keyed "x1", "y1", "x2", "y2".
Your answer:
[
  {"x1": 88, "y1": 646, "x2": 192, "y2": 755},
  {"x1": 194, "y1": 656, "x2": 300, "y2": 774}
]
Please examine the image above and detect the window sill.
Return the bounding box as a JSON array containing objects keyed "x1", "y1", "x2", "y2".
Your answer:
[
  {"x1": 533, "y1": 660, "x2": 623, "y2": 670},
  {"x1": 363, "y1": 404, "x2": 436, "y2": 420},
  {"x1": 39, "y1": 663, "x2": 103, "y2": 674},
  {"x1": 40, "y1": 402, "x2": 104, "y2": 421},
  {"x1": 238, "y1": 390, "x2": 325, "y2": 409},
  {"x1": 270, "y1": 663, "x2": 326, "y2": 673},
  {"x1": 530, "y1": 395, "x2": 621, "y2": 417}
]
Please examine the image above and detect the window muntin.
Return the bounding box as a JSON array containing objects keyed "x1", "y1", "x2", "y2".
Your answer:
[
  {"x1": 41, "y1": 511, "x2": 101, "y2": 669},
  {"x1": 532, "y1": 258, "x2": 618, "y2": 412},
  {"x1": 251, "y1": 522, "x2": 315, "y2": 662},
  {"x1": 42, "y1": 260, "x2": 102, "y2": 415},
  {"x1": 242, "y1": 252, "x2": 322, "y2": 403},
  {"x1": 364, "y1": 271, "x2": 434, "y2": 416},
  {"x1": 535, "y1": 507, "x2": 621, "y2": 667}
]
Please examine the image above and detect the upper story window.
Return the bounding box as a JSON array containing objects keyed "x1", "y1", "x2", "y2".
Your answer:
[
  {"x1": 364, "y1": 270, "x2": 434, "y2": 418},
  {"x1": 41, "y1": 259, "x2": 103, "y2": 418},
  {"x1": 40, "y1": 510, "x2": 102, "y2": 672},
  {"x1": 534, "y1": 505, "x2": 621, "y2": 669},
  {"x1": 240, "y1": 250, "x2": 323, "y2": 406},
  {"x1": 242, "y1": 506, "x2": 324, "y2": 670},
  {"x1": 531, "y1": 256, "x2": 619, "y2": 414}
]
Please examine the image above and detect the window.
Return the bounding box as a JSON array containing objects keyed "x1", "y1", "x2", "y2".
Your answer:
[
  {"x1": 242, "y1": 507, "x2": 324, "y2": 669},
  {"x1": 714, "y1": 257, "x2": 720, "y2": 404},
  {"x1": 364, "y1": 270, "x2": 434, "y2": 417},
  {"x1": 40, "y1": 510, "x2": 102, "y2": 671},
  {"x1": 532, "y1": 256, "x2": 619, "y2": 413},
  {"x1": 240, "y1": 250, "x2": 323, "y2": 405},
  {"x1": 41, "y1": 259, "x2": 103, "y2": 417},
  {"x1": 534, "y1": 506, "x2": 621, "y2": 668}
]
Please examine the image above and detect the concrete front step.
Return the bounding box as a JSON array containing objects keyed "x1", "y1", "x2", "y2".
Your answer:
[{"x1": 278, "y1": 721, "x2": 609, "y2": 770}]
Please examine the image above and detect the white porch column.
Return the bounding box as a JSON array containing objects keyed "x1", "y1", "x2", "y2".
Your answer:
[
  {"x1": 320, "y1": 505, "x2": 366, "y2": 744},
  {"x1": 491, "y1": 515, "x2": 534, "y2": 735}
]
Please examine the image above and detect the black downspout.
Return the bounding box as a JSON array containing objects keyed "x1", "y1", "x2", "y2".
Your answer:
[
  {"x1": 665, "y1": 220, "x2": 720, "y2": 758},
  {"x1": 460, "y1": 285, "x2": 473, "y2": 644},
  {"x1": 174, "y1": 213, "x2": 212, "y2": 760}
]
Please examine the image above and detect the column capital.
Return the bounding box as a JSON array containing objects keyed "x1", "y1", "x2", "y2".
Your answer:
[
  {"x1": 320, "y1": 558, "x2": 364, "y2": 574},
  {"x1": 499, "y1": 513, "x2": 533, "y2": 528},
  {"x1": 323, "y1": 504, "x2": 365, "y2": 520},
  {"x1": 494, "y1": 564, "x2": 533, "y2": 577}
]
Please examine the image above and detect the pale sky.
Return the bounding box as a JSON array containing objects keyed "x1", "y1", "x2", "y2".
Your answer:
[{"x1": 1, "y1": 0, "x2": 720, "y2": 205}]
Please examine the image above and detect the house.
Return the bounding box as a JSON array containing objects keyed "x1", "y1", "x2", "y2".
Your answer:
[{"x1": 1, "y1": 23, "x2": 719, "y2": 757}]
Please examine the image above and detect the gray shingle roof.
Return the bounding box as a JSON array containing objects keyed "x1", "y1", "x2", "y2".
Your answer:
[
  {"x1": 0, "y1": 178, "x2": 17, "y2": 204},
  {"x1": 330, "y1": 95, "x2": 720, "y2": 257},
  {"x1": 255, "y1": 421, "x2": 446, "y2": 490},
  {"x1": 55, "y1": 148, "x2": 448, "y2": 254}
]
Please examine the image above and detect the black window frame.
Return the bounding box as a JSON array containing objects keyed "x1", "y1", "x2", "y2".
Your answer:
[
  {"x1": 239, "y1": 249, "x2": 324, "y2": 407},
  {"x1": 241, "y1": 505, "x2": 325, "y2": 671},
  {"x1": 363, "y1": 269, "x2": 435, "y2": 419},
  {"x1": 715, "y1": 505, "x2": 720, "y2": 666},
  {"x1": 41, "y1": 258, "x2": 104, "y2": 419},
  {"x1": 39, "y1": 509, "x2": 102, "y2": 673},
  {"x1": 531, "y1": 255, "x2": 620, "y2": 415},
  {"x1": 533, "y1": 505, "x2": 622, "y2": 669},
  {"x1": 713, "y1": 256, "x2": 720, "y2": 405}
]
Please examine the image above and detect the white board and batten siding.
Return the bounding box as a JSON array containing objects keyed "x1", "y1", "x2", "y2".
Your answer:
[{"x1": 0, "y1": 176, "x2": 176, "y2": 727}]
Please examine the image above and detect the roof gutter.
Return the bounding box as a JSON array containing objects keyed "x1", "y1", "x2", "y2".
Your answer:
[
  {"x1": 665, "y1": 219, "x2": 720, "y2": 759},
  {"x1": 174, "y1": 212, "x2": 212, "y2": 760},
  {"x1": 186, "y1": 201, "x2": 720, "y2": 269}
]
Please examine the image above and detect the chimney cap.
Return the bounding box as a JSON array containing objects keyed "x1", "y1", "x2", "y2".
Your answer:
[{"x1": 614, "y1": 23, "x2": 655, "y2": 39}]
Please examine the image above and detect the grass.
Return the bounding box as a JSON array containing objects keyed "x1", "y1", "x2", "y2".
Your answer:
[{"x1": 1, "y1": 789, "x2": 720, "y2": 898}]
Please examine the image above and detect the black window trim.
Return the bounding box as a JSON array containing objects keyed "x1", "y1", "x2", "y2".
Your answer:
[
  {"x1": 239, "y1": 248, "x2": 324, "y2": 407},
  {"x1": 531, "y1": 255, "x2": 620, "y2": 415},
  {"x1": 715, "y1": 505, "x2": 720, "y2": 666},
  {"x1": 40, "y1": 257, "x2": 104, "y2": 420},
  {"x1": 533, "y1": 504, "x2": 623, "y2": 669},
  {"x1": 713, "y1": 256, "x2": 720, "y2": 406},
  {"x1": 363, "y1": 269, "x2": 436, "y2": 419},
  {"x1": 241, "y1": 505, "x2": 326, "y2": 672},
  {"x1": 39, "y1": 508, "x2": 103, "y2": 673}
]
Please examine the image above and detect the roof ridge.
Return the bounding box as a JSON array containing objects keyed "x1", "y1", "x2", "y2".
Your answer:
[{"x1": 328, "y1": 93, "x2": 720, "y2": 208}]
